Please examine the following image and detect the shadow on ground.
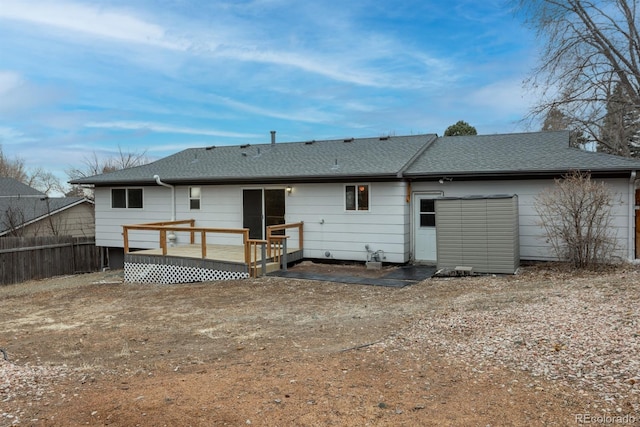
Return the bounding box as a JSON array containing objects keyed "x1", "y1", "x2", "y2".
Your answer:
[{"x1": 270, "y1": 265, "x2": 436, "y2": 287}]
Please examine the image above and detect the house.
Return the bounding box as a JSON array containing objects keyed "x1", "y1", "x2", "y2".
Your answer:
[
  {"x1": 0, "y1": 178, "x2": 95, "y2": 238},
  {"x1": 70, "y1": 131, "x2": 640, "y2": 279}
]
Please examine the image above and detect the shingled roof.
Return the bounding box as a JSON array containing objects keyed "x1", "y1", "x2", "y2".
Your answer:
[
  {"x1": 70, "y1": 134, "x2": 438, "y2": 185},
  {"x1": 70, "y1": 131, "x2": 640, "y2": 186},
  {"x1": 0, "y1": 177, "x2": 44, "y2": 196},
  {"x1": 404, "y1": 131, "x2": 640, "y2": 178},
  {"x1": 0, "y1": 178, "x2": 90, "y2": 236}
]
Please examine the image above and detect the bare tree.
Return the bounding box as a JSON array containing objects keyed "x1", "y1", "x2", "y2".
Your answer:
[
  {"x1": 0, "y1": 145, "x2": 28, "y2": 183},
  {"x1": 66, "y1": 146, "x2": 149, "y2": 180},
  {"x1": 27, "y1": 168, "x2": 65, "y2": 196},
  {"x1": 517, "y1": 0, "x2": 640, "y2": 155},
  {"x1": 534, "y1": 170, "x2": 620, "y2": 268},
  {"x1": 39, "y1": 197, "x2": 60, "y2": 237},
  {"x1": 66, "y1": 146, "x2": 149, "y2": 197},
  {"x1": 1, "y1": 204, "x2": 27, "y2": 237},
  {"x1": 0, "y1": 145, "x2": 64, "y2": 195}
]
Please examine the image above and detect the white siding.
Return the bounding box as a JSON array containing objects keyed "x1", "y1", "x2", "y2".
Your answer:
[
  {"x1": 286, "y1": 182, "x2": 409, "y2": 263},
  {"x1": 412, "y1": 178, "x2": 632, "y2": 261},
  {"x1": 95, "y1": 187, "x2": 174, "y2": 249},
  {"x1": 95, "y1": 177, "x2": 634, "y2": 263},
  {"x1": 96, "y1": 182, "x2": 411, "y2": 262}
]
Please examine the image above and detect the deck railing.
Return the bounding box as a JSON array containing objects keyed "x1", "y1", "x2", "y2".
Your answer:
[
  {"x1": 122, "y1": 220, "x2": 304, "y2": 277},
  {"x1": 247, "y1": 239, "x2": 268, "y2": 278},
  {"x1": 266, "y1": 222, "x2": 304, "y2": 256}
]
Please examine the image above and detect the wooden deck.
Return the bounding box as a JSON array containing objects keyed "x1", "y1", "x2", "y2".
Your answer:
[
  {"x1": 131, "y1": 243, "x2": 301, "y2": 264},
  {"x1": 122, "y1": 221, "x2": 305, "y2": 283}
]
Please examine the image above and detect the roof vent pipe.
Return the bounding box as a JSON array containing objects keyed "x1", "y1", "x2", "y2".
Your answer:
[
  {"x1": 270, "y1": 130, "x2": 276, "y2": 145},
  {"x1": 153, "y1": 175, "x2": 176, "y2": 222}
]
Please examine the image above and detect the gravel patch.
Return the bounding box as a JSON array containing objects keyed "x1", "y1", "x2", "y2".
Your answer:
[
  {"x1": 1, "y1": 359, "x2": 68, "y2": 426},
  {"x1": 388, "y1": 270, "x2": 640, "y2": 415},
  {"x1": 2, "y1": 266, "x2": 639, "y2": 425}
]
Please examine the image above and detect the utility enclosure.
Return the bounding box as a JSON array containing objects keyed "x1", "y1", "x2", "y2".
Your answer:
[{"x1": 436, "y1": 195, "x2": 520, "y2": 274}]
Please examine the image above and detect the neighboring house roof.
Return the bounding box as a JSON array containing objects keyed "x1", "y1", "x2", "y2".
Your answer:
[
  {"x1": 403, "y1": 131, "x2": 640, "y2": 178},
  {"x1": 0, "y1": 178, "x2": 93, "y2": 236},
  {"x1": 70, "y1": 131, "x2": 640, "y2": 186},
  {"x1": 0, "y1": 177, "x2": 45, "y2": 197}
]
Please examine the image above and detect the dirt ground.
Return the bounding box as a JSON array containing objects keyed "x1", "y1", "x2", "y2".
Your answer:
[{"x1": 1, "y1": 262, "x2": 639, "y2": 426}]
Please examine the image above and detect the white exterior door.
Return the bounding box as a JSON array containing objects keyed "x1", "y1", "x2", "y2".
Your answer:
[{"x1": 414, "y1": 194, "x2": 438, "y2": 262}]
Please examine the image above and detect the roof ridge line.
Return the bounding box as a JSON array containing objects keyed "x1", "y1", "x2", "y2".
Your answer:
[{"x1": 396, "y1": 134, "x2": 438, "y2": 178}]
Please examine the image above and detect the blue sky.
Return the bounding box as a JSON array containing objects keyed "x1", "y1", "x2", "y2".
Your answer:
[{"x1": 0, "y1": 0, "x2": 540, "y2": 186}]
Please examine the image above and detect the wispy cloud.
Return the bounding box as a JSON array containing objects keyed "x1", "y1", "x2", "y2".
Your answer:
[
  {"x1": 0, "y1": 70, "x2": 64, "y2": 114},
  {"x1": 0, "y1": 126, "x2": 37, "y2": 144},
  {"x1": 0, "y1": 0, "x2": 187, "y2": 50},
  {"x1": 0, "y1": 0, "x2": 451, "y2": 90},
  {"x1": 0, "y1": 70, "x2": 22, "y2": 94},
  {"x1": 467, "y1": 79, "x2": 532, "y2": 114},
  {"x1": 85, "y1": 121, "x2": 260, "y2": 138},
  {"x1": 0, "y1": 0, "x2": 538, "y2": 187},
  {"x1": 207, "y1": 95, "x2": 339, "y2": 124}
]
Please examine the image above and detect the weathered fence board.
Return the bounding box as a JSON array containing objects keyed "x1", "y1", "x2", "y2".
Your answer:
[{"x1": 0, "y1": 236, "x2": 101, "y2": 286}]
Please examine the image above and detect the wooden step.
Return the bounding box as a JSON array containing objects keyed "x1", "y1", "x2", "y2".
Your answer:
[{"x1": 253, "y1": 262, "x2": 281, "y2": 276}]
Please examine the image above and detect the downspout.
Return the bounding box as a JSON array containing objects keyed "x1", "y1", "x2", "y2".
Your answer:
[
  {"x1": 154, "y1": 175, "x2": 175, "y2": 221},
  {"x1": 154, "y1": 175, "x2": 177, "y2": 245},
  {"x1": 629, "y1": 171, "x2": 637, "y2": 261}
]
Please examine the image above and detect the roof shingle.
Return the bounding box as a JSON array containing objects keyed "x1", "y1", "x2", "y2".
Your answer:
[
  {"x1": 70, "y1": 134, "x2": 438, "y2": 185},
  {"x1": 404, "y1": 131, "x2": 640, "y2": 176},
  {"x1": 70, "y1": 131, "x2": 640, "y2": 186}
]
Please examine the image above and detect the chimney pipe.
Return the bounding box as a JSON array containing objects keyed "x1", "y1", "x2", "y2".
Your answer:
[{"x1": 270, "y1": 130, "x2": 276, "y2": 145}]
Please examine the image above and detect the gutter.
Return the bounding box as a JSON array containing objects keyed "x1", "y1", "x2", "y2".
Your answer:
[
  {"x1": 154, "y1": 175, "x2": 176, "y2": 221},
  {"x1": 629, "y1": 171, "x2": 637, "y2": 261}
]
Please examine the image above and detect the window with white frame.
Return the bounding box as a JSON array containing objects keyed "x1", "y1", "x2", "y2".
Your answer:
[
  {"x1": 345, "y1": 184, "x2": 369, "y2": 211},
  {"x1": 111, "y1": 188, "x2": 143, "y2": 209},
  {"x1": 189, "y1": 187, "x2": 201, "y2": 210}
]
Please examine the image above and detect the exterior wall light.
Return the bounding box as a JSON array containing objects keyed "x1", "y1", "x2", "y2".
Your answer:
[{"x1": 286, "y1": 186, "x2": 293, "y2": 195}]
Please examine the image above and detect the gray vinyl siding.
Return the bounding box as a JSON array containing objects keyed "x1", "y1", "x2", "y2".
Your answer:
[
  {"x1": 436, "y1": 195, "x2": 519, "y2": 274},
  {"x1": 411, "y1": 178, "x2": 632, "y2": 262}
]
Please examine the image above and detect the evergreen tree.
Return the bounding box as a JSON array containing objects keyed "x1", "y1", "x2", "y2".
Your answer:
[
  {"x1": 444, "y1": 120, "x2": 477, "y2": 136},
  {"x1": 600, "y1": 83, "x2": 640, "y2": 157}
]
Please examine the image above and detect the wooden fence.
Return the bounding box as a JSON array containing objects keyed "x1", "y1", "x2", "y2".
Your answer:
[{"x1": 0, "y1": 236, "x2": 101, "y2": 286}]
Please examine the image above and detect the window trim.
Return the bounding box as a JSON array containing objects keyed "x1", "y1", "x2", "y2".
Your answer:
[
  {"x1": 345, "y1": 183, "x2": 370, "y2": 212},
  {"x1": 111, "y1": 188, "x2": 144, "y2": 209},
  {"x1": 419, "y1": 198, "x2": 436, "y2": 227},
  {"x1": 189, "y1": 186, "x2": 201, "y2": 210}
]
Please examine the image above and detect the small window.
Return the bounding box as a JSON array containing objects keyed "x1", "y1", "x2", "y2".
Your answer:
[
  {"x1": 189, "y1": 187, "x2": 201, "y2": 210},
  {"x1": 345, "y1": 184, "x2": 369, "y2": 211},
  {"x1": 420, "y1": 199, "x2": 435, "y2": 227},
  {"x1": 111, "y1": 188, "x2": 143, "y2": 209},
  {"x1": 111, "y1": 189, "x2": 126, "y2": 208},
  {"x1": 128, "y1": 189, "x2": 143, "y2": 208}
]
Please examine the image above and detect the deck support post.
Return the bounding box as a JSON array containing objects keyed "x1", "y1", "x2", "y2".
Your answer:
[
  {"x1": 282, "y1": 238, "x2": 288, "y2": 271},
  {"x1": 261, "y1": 244, "x2": 267, "y2": 276}
]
